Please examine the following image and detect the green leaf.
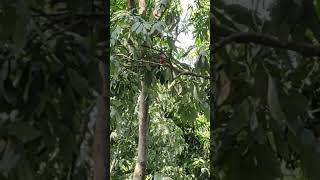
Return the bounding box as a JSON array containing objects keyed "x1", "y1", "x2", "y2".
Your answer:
[
  {"x1": 149, "y1": 23, "x2": 158, "y2": 35},
  {"x1": 167, "y1": 37, "x2": 177, "y2": 52},
  {"x1": 193, "y1": 85, "x2": 199, "y2": 100},
  {"x1": 315, "y1": 0, "x2": 320, "y2": 19},
  {"x1": 1, "y1": 60, "x2": 9, "y2": 80},
  {"x1": 153, "y1": 174, "x2": 173, "y2": 180},
  {"x1": 60, "y1": 131, "x2": 76, "y2": 164},
  {"x1": 144, "y1": 70, "x2": 153, "y2": 86},
  {"x1": 60, "y1": 85, "x2": 76, "y2": 127},
  {"x1": 0, "y1": 3, "x2": 16, "y2": 40},
  {"x1": 300, "y1": 129, "x2": 317, "y2": 147},
  {"x1": 229, "y1": 99, "x2": 250, "y2": 134},
  {"x1": 267, "y1": 74, "x2": 285, "y2": 123},
  {"x1": 281, "y1": 92, "x2": 308, "y2": 118},
  {"x1": 87, "y1": 60, "x2": 102, "y2": 92},
  {"x1": 67, "y1": 68, "x2": 90, "y2": 97},
  {"x1": 250, "y1": 110, "x2": 258, "y2": 131},
  {"x1": 217, "y1": 70, "x2": 231, "y2": 106},
  {"x1": 267, "y1": 132, "x2": 277, "y2": 152},
  {"x1": 164, "y1": 68, "x2": 171, "y2": 82},
  {"x1": 254, "y1": 63, "x2": 268, "y2": 103},
  {"x1": 136, "y1": 24, "x2": 143, "y2": 34},
  {"x1": 142, "y1": 27, "x2": 148, "y2": 35},
  {"x1": 252, "y1": 112, "x2": 266, "y2": 144},
  {"x1": 175, "y1": 84, "x2": 182, "y2": 95},
  {"x1": 3, "y1": 79, "x2": 18, "y2": 105},
  {"x1": 223, "y1": 144, "x2": 281, "y2": 180},
  {"x1": 146, "y1": 63, "x2": 151, "y2": 71},
  {"x1": 131, "y1": 21, "x2": 141, "y2": 32},
  {"x1": 13, "y1": 18, "x2": 27, "y2": 49},
  {"x1": 7, "y1": 122, "x2": 41, "y2": 143},
  {"x1": 0, "y1": 145, "x2": 20, "y2": 172}
]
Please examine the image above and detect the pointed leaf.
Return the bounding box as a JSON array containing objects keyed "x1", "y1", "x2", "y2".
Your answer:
[
  {"x1": 217, "y1": 70, "x2": 231, "y2": 106},
  {"x1": 267, "y1": 75, "x2": 285, "y2": 122}
]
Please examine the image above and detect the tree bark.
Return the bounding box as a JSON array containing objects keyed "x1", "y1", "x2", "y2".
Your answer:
[
  {"x1": 128, "y1": 0, "x2": 135, "y2": 10},
  {"x1": 138, "y1": 0, "x2": 146, "y2": 15},
  {"x1": 93, "y1": 61, "x2": 109, "y2": 180},
  {"x1": 131, "y1": 0, "x2": 149, "y2": 178},
  {"x1": 133, "y1": 80, "x2": 149, "y2": 180}
]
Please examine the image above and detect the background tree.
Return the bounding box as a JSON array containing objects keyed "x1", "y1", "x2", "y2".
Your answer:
[
  {"x1": 212, "y1": 0, "x2": 320, "y2": 179},
  {"x1": 0, "y1": 0, "x2": 108, "y2": 179}
]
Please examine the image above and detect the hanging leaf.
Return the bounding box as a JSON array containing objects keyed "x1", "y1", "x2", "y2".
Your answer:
[
  {"x1": 254, "y1": 62, "x2": 268, "y2": 103},
  {"x1": 144, "y1": 70, "x2": 153, "y2": 86},
  {"x1": 6, "y1": 122, "x2": 41, "y2": 143},
  {"x1": 67, "y1": 68, "x2": 90, "y2": 97},
  {"x1": 193, "y1": 85, "x2": 199, "y2": 101},
  {"x1": 59, "y1": 131, "x2": 76, "y2": 165},
  {"x1": 167, "y1": 37, "x2": 177, "y2": 52},
  {"x1": 281, "y1": 92, "x2": 308, "y2": 118},
  {"x1": 0, "y1": 3, "x2": 17, "y2": 40},
  {"x1": 217, "y1": 70, "x2": 231, "y2": 106},
  {"x1": 131, "y1": 21, "x2": 141, "y2": 32},
  {"x1": 136, "y1": 24, "x2": 143, "y2": 34},
  {"x1": 267, "y1": 74, "x2": 285, "y2": 123},
  {"x1": 3, "y1": 79, "x2": 18, "y2": 105},
  {"x1": 267, "y1": 132, "x2": 277, "y2": 152},
  {"x1": 0, "y1": 145, "x2": 20, "y2": 172},
  {"x1": 250, "y1": 110, "x2": 258, "y2": 131},
  {"x1": 229, "y1": 99, "x2": 250, "y2": 134},
  {"x1": 252, "y1": 112, "x2": 266, "y2": 144},
  {"x1": 1, "y1": 60, "x2": 9, "y2": 80}
]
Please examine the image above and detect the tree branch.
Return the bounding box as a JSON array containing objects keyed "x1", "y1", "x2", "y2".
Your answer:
[
  {"x1": 214, "y1": 26, "x2": 320, "y2": 57},
  {"x1": 114, "y1": 54, "x2": 209, "y2": 79},
  {"x1": 31, "y1": 8, "x2": 107, "y2": 19}
]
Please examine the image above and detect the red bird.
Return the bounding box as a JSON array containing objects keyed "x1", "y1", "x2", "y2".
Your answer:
[{"x1": 160, "y1": 54, "x2": 165, "y2": 65}]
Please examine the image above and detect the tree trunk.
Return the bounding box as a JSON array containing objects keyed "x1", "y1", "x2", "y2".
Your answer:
[
  {"x1": 210, "y1": 1, "x2": 216, "y2": 179},
  {"x1": 93, "y1": 61, "x2": 109, "y2": 180},
  {"x1": 133, "y1": 80, "x2": 149, "y2": 180},
  {"x1": 131, "y1": 0, "x2": 156, "y2": 179},
  {"x1": 138, "y1": 0, "x2": 146, "y2": 15},
  {"x1": 128, "y1": 0, "x2": 135, "y2": 10}
]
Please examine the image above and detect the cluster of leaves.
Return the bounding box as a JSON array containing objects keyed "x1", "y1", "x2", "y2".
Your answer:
[
  {"x1": 214, "y1": 0, "x2": 320, "y2": 179},
  {"x1": 0, "y1": 0, "x2": 105, "y2": 179}
]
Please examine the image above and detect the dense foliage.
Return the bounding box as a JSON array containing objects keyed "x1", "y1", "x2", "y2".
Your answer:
[
  {"x1": 213, "y1": 0, "x2": 320, "y2": 179},
  {"x1": 110, "y1": 0, "x2": 210, "y2": 179},
  {"x1": 0, "y1": 1, "x2": 106, "y2": 179}
]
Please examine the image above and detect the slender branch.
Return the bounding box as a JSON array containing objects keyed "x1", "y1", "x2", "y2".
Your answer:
[
  {"x1": 114, "y1": 54, "x2": 209, "y2": 79},
  {"x1": 214, "y1": 25, "x2": 320, "y2": 57},
  {"x1": 175, "y1": 70, "x2": 209, "y2": 80},
  {"x1": 45, "y1": 19, "x2": 83, "y2": 41},
  {"x1": 140, "y1": 45, "x2": 163, "y2": 53},
  {"x1": 31, "y1": 8, "x2": 107, "y2": 19}
]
